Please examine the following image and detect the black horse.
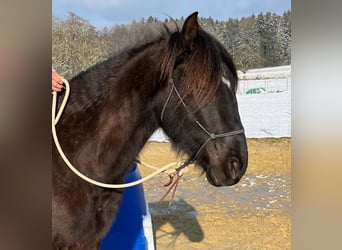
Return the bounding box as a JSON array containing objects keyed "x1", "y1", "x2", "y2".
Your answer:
[{"x1": 52, "y1": 12, "x2": 248, "y2": 249}]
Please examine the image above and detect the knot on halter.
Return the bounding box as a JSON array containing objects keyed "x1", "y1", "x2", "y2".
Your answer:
[{"x1": 209, "y1": 133, "x2": 217, "y2": 140}]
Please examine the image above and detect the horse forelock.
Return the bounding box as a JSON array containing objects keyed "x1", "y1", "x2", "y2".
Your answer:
[
  {"x1": 160, "y1": 29, "x2": 236, "y2": 108},
  {"x1": 183, "y1": 31, "x2": 223, "y2": 106}
]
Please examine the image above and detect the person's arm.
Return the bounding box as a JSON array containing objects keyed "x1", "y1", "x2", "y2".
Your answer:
[{"x1": 52, "y1": 70, "x2": 64, "y2": 92}]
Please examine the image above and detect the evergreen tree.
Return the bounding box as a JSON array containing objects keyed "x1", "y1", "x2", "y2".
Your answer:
[
  {"x1": 257, "y1": 12, "x2": 282, "y2": 67},
  {"x1": 279, "y1": 10, "x2": 291, "y2": 65},
  {"x1": 235, "y1": 16, "x2": 264, "y2": 71}
]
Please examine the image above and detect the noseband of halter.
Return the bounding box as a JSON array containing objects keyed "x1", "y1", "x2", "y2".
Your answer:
[{"x1": 160, "y1": 79, "x2": 245, "y2": 171}]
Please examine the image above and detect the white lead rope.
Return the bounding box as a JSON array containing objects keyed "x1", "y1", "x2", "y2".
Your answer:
[{"x1": 52, "y1": 78, "x2": 179, "y2": 188}]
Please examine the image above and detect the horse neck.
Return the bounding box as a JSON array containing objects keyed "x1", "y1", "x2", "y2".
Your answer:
[{"x1": 60, "y1": 45, "x2": 166, "y2": 182}]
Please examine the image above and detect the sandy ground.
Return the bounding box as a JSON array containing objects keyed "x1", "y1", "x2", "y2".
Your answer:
[{"x1": 138, "y1": 138, "x2": 291, "y2": 250}]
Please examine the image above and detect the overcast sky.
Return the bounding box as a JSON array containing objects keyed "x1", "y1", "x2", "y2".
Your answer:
[{"x1": 52, "y1": 0, "x2": 290, "y2": 29}]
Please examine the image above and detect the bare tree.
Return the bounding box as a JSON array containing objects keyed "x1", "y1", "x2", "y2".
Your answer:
[{"x1": 52, "y1": 12, "x2": 110, "y2": 78}]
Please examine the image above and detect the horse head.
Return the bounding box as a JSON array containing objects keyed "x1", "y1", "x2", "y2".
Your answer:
[{"x1": 159, "y1": 12, "x2": 248, "y2": 186}]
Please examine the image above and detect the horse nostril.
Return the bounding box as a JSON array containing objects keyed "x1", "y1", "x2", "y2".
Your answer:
[{"x1": 227, "y1": 157, "x2": 241, "y2": 179}]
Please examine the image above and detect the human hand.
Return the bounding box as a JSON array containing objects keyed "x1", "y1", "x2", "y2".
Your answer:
[{"x1": 52, "y1": 70, "x2": 64, "y2": 92}]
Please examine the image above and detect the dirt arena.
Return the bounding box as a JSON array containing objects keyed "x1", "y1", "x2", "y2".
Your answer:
[{"x1": 138, "y1": 138, "x2": 291, "y2": 250}]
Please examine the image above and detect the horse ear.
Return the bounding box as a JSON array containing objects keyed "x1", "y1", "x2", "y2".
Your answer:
[{"x1": 181, "y1": 11, "x2": 199, "y2": 48}]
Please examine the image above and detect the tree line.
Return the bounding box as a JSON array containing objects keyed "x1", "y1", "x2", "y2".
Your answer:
[{"x1": 52, "y1": 11, "x2": 291, "y2": 78}]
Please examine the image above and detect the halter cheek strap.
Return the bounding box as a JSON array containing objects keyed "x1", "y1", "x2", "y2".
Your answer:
[
  {"x1": 160, "y1": 82, "x2": 181, "y2": 123},
  {"x1": 160, "y1": 79, "x2": 244, "y2": 172}
]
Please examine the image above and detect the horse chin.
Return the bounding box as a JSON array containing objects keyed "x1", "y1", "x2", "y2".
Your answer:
[
  {"x1": 206, "y1": 169, "x2": 223, "y2": 187},
  {"x1": 206, "y1": 167, "x2": 241, "y2": 187}
]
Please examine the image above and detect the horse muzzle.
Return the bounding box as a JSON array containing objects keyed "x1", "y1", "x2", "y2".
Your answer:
[{"x1": 206, "y1": 155, "x2": 247, "y2": 187}]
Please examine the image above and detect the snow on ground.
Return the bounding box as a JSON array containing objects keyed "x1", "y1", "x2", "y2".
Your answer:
[{"x1": 237, "y1": 90, "x2": 291, "y2": 138}]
